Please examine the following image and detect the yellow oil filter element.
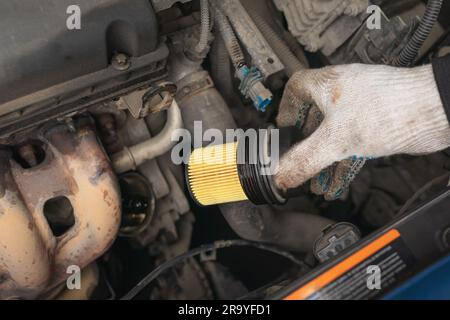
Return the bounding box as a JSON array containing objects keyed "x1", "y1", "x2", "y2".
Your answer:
[
  {"x1": 187, "y1": 142, "x2": 248, "y2": 206},
  {"x1": 186, "y1": 137, "x2": 286, "y2": 207}
]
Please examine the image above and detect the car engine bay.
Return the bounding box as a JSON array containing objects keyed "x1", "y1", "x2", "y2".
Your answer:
[{"x1": 0, "y1": 0, "x2": 450, "y2": 300}]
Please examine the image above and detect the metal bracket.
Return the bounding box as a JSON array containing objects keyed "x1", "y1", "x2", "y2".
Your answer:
[{"x1": 217, "y1": 0, "x2": 284, "y2": 79}]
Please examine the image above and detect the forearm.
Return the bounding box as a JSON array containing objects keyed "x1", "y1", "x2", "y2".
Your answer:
[{"x1": 433, "y1": 54, "x2": 450, "y2": 125}]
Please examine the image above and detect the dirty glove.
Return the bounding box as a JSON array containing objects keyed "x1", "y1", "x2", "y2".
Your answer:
[{"x1": 275, "y1": 64, "x2": 450, "y2": 199}]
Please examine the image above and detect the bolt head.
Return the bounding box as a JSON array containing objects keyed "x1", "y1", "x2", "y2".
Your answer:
[{"x1": 112, "y1": 53, "x2": 131, "y2": 71}]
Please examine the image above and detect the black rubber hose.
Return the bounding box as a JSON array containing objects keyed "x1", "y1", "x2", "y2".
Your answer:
[
  {"x1": 209, "y1": 32, "x2": 250, "y2": 127},
  {"x1": 121, "y1": 239, "x2": 307, "y2": 300},
  {"x1": 393, "y1": 0, "x2": 443, "y2": 67},
  {"x1": 210, "y1": 34, "x2": 242, "y2": 108}
]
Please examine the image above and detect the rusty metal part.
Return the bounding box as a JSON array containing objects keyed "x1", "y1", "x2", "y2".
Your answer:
[
  {"x1": 142, "y1": 82, "x2": 177, "y2": 115},
  {"x1": 17, "y1": 144, "x2": 39, "y2": 167},
  {"x1": 176, "y1": 74, "x2": 214, "y2": 102},
  {"x1": 96, "y1": 113, "x2": 123, "y2": 154},
  {"x1": 117, "y1": 82, "x2": 177, "y2": 119},
  {"x1": 0, "y1": 121, "x2": 121, "y2": 299},
  {"x1": 42, "y1": 262, "x2": 100, "y2": 300},
  {"x1": 56, "y1": 263, "x2": 99, "y2": 300}
]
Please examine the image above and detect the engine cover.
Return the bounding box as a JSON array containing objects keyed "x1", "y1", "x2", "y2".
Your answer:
[{"x1": 0, "y1": 0, "x2": 168, "y2": 138}]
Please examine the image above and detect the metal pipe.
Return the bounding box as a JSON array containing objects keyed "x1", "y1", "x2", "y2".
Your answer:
[{"x1": 112, "y1": 99, "x2": 183, "y2": 174}]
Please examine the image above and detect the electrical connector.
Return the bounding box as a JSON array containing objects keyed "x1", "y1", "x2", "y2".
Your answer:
[{"x1": 237, "y1": 66, "x2": 273, "y2": 112}]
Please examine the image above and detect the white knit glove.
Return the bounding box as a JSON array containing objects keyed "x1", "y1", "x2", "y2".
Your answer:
[{"x1": 274, "y1": 64, "x2": 450, "y2": 197}]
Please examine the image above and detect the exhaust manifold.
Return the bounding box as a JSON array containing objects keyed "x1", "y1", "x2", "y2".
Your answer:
[{"x1": 0, "y1": 122, "x2": 121, "y2": 299}]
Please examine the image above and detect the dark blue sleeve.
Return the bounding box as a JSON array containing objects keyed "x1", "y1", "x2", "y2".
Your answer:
[{"x1": 433, "y1": 54, "x2": 450, "y2": 124}]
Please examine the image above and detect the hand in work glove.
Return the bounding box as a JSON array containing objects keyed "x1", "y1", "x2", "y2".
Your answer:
[{"x1": 275, "y1": 63, "x2": 450, "y2": 200}]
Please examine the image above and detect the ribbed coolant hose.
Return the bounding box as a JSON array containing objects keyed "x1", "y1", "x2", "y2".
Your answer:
[{"x1": 393, "y1": 0, "x2": 443, "y2": 67}]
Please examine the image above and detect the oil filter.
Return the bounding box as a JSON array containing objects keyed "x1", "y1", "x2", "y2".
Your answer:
[{"x1": 186, "y1": 135, "x2": 286, "y2": 206}]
